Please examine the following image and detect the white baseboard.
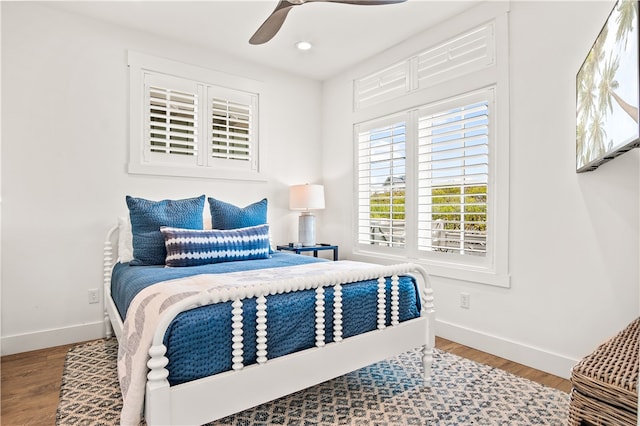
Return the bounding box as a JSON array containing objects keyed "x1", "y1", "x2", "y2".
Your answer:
[
  {"x1": 436, "y1": 319, "x2": 579, "y2": 380},
  {"x1": 1, "y1": 321, "x2": 105, "y2": 356},
  {"x1": 2, "y1": 318, "x2": 580, "y2": 381}
]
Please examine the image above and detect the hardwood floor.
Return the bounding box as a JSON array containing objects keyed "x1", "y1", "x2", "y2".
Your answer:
[
  {"x1": 1, "y1": 342, "x2": 77, "y2": 425},
  {"x1": 436, "y1": 338, "x2": 572, "y2": 394},
  {"x1": 1, "y1": 337, "x2": 572, "y2": 425}
]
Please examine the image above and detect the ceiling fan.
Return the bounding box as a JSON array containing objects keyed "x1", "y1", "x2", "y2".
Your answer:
[{"x1": 249, "y1": 0, "x2": 408, "y2": 45}]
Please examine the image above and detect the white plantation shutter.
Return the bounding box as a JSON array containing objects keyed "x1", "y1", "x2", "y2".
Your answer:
[
  {"x1": 211, "y1": 99, "x2": 251, "y2": 161},
  {"x1": 416, "y1": 23, "x2": 494, "y2": 90},
  {"x1": 417, "y1": 91, "x2": 491, "y2": 256},
  {"x1": 356, "y1": 117, "x2": 407, "y2": 248},
  {"x1": 354, "y1": 61, "x2": 409, "y2": 110},
  {"x1": 144, "y1": 73, "x2": 199, "y2": 165},
  {"x1": 129, "y1": 51, "x2": 264, "y2": 180},
  {"x1": 353, "y1": 24, "x2": 494, "y2": 112},
  {"x1": 208, "y1": 87, "x2": 257, "y2": 170}
]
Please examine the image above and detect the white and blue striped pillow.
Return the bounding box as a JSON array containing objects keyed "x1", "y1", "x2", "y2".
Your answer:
[{"x1": 161, "y1": 224, "x2": 271, "y2": 267}]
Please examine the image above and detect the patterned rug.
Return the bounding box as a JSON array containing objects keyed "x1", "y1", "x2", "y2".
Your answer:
[{"x1": 56, "y1": 339, "x2": 569, "y2": 425}]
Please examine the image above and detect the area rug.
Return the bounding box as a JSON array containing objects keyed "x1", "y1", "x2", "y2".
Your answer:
[{"x1": 56, "y1": 339, "x2": 569, "y2": 425}]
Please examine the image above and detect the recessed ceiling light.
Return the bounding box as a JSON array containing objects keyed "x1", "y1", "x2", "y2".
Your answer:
[{"x1": 295, "y1": 41, "x2": 312, "y2": 51}]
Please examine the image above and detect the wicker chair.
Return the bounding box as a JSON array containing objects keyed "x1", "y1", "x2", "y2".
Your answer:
[{"x1": 568, "y1": 317, "x2": 639, "y2": 425}]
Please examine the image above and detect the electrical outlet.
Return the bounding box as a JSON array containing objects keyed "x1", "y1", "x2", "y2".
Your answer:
[
  {"x1": 460, "y1": 292, "x2": 470, "y2": 309},
  {"x1": 88, "y1": 289, "x2": 99, "y2": 304}
]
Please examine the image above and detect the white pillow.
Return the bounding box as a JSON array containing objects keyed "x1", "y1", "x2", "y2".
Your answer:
[
  {"x1": 203, "y1": 212, "x2": 212, "y2": 229},
  {"x1": 117, "y1": 216, "x2": 134, "y2": 263}
]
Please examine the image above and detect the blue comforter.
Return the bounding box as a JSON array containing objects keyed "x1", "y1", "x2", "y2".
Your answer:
[{"x1": 111, "y1": 253, "x2": 420, "y2": 385}]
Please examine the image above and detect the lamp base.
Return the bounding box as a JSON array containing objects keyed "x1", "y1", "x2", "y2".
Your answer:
[{"x1": 298, "y1": 212, "x2": 316, "y2": 246}]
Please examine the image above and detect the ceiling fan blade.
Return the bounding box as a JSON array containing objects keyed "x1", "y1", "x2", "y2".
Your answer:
[
  {"x1": 249, "y1": 0, "x2": 407, "y2": 45},
  {"x1": 249, "y1": 1, "x2": 297, "y2": 45},
  {"x1": 314, "y1": 0, "x2": 408, "y2": 4}
]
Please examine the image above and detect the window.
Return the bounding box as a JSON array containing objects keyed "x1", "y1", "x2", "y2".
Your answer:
[
  {"x1": 145, "y1": 74, "x2": 199, "y2": 165},
  {"x1": 128, "y1": 51, "x2": 263, "y2": 181},
  {"x1": 353, "y1": 10, "x2": 509, "y2": 287},
  {"x1": 357, "y1": 117, "x2": 407, "y2": 248},
  {"x1": 416, "y1": 93, "x2": 489, "y2": 257},
  {"x1": 207, "y1": 86, "x2": 257, "y2": 172},
  {"x1": 357, "y1": 90, "x2": 492, "y2": 256},
  {"x1": 210, "y1": 94, "x2": 252, "y2": 163}
]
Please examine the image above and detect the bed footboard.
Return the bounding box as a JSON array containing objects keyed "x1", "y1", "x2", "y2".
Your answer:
[{"x1": 144, "y1": 264, "x2": 434, "y2": 426}]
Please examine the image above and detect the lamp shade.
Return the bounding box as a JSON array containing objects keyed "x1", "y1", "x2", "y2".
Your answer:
[{"x1": 289, "y1": 184, "x2": 325, "y2": 211}]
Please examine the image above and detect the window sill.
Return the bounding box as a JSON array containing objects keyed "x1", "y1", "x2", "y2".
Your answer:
[
  {"x1": 128, "y1": 163, "x2": 267, "y2": 182},
  {"x1": 351, "y1": 248, "x2": 510, "y2": 288}
]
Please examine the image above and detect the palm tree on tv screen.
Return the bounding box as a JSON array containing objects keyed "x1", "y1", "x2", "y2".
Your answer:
[{"x1": 576, "y1": 0, "x2": 638, "y2": 170}]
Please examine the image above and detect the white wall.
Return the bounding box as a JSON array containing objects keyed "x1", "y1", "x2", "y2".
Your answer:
[
  {"x1": 1, "y1": 3, "x2": 323, "y2": 354},
  {"x1": 2, "y1": 2, "x2": 638, "y2": 378},
  {"x1": 321, "y1": 1, "x2": 639, "y2": 379}
]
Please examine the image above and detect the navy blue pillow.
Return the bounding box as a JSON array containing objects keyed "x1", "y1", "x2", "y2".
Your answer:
[
  {"x1": 161, "y1": 224, "x2": 271, "y2": 267},
  {"x1": 126, "y1": 195, "x2": 205, "y2": 265},
  {"x1": 208, "y1": 197, "x2": 268, "y2": 229}
]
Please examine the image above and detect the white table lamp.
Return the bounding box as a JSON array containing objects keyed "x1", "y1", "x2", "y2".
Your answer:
[{"x1": 289, "y1": 184, "x2": 325, "y2": 246}]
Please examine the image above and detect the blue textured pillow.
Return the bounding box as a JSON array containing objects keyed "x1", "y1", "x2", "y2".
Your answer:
[
  {"x1": 161, "y1": 224, "x2": 271, "y2": 267},
  {"x1": 208, "y1": 198, "x2": 268, "y2": 229},
  {"x1": 126, "y1": 195, "x2": 205, "y2": 266}
]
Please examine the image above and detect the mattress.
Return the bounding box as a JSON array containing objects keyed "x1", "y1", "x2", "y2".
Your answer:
[{"x1": 111, "y1": 252, "x2": 421, "y2": 385}]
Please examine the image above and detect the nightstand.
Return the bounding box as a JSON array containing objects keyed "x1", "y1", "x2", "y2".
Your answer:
[{"x1": 276, "y1": 244, "x2": 339, "y2": 261}]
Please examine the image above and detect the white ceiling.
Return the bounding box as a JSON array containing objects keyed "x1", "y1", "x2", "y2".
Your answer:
[{"x1": 47, "y1": 0, "x2": 479, "y2": 81}]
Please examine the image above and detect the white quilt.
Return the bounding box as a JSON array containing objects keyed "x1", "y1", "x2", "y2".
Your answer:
[{"x1": 117, "y1": 260, "x2": 401, "y2": 425}]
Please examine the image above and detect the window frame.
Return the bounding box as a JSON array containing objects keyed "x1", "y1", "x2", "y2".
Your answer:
[
  {"x1": 128, "y1": 51, "x2": 265, "y2": 181},
  {"x1": 352, "y1": 10, "x2": 510, "y2": 288}
]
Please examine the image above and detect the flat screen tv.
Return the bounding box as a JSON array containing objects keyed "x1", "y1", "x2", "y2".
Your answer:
[{"x1": 576, "y1": 0, "x2": 639, "y2": 173}]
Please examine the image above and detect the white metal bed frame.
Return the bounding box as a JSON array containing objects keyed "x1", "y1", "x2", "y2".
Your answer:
[{"x1": 103, "y1": 224, "x2": 435, "y2": 426}]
